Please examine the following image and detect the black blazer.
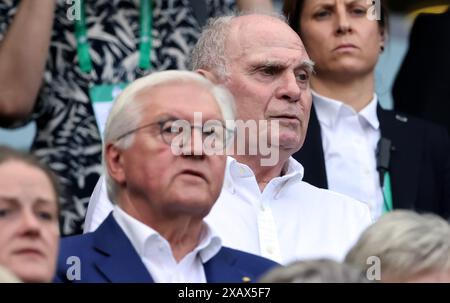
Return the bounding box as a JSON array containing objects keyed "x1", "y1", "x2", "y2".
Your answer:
[
  {"x1": 293, "y1": 104, "x2": 450, "y2": 219},
  {"x1": 393, "y1": 10, "x2": 450, "y2": 134}
]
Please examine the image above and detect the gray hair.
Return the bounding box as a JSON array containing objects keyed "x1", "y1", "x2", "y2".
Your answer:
[
  {"x1": 345, "y1": 210, "x2": 450, "y2": 282},
  {"x1": 103, "y1": 70, "x2": 236, "y2": 203},
  {"x1": 259, "y1": 259, "x2": 370, "y2": 283},
  {"x1": 190, "y1": 12, "x2": 288, "y2": 80}
]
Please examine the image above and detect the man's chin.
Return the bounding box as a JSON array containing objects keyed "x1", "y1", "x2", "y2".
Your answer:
[
  {"x1": 275, "y1": 136, "x2": 302, "y2": 152},
  {"x1": 169, "y1": 194, "x2": 214, "y2": 216}
]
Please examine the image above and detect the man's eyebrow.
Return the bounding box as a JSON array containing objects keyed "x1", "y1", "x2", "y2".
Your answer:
[
  {"x1": 248, "y1": 61, "x2": 285, "y2": 71},
  {"x1": 260, "y1": 61, "x2": 285, "y2": 67},
  {"x1": 248, "y1": 59, "x2": 315, "y2": 74},
  {"x1": 156, "y1": 114, "x2": 177, "y2": 121},
  {"x1": 298, "y1": 59, "x2": 315, "y2": 74}
]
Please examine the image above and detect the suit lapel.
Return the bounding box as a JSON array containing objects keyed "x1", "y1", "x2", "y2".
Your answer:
[
  {"x1": 92, "y1": 214, "x2": 154, "y2": 283},
  {"x1": 204, "y1": 248, "x2": 254, "y2": 283},
  {"x1": 295, "y1": 103, "x2": 423, "y2": 209},
  {"x1": 377, "y1": 106, "x2": 422, "y2": 210},
  {"x1": 293, "y1": 104, "x2": 329, "y2": 188}
]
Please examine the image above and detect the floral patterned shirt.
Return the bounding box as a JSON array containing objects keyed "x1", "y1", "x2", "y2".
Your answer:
[{"x1": 0, "y1": 0, "x2": 235, "y2": 235}]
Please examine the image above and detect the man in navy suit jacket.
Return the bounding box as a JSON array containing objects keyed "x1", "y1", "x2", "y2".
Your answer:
[
  {"x1": 56, "y1": 214, "x2": 278, "y2": 283},
  {"x1": 55, "y1": 71, "x2": 277, "y2": 283}
]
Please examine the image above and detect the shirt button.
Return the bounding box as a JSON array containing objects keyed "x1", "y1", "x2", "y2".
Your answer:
[{"x1": 266, "y1": 246, "x2": 274, "y2": 255}]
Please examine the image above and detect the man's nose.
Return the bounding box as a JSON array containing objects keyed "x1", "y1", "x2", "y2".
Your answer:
[
  {"x1": 181, "y1": 127, "x2": 205, "y2": 158},
  {"x1": 275, "y1": 72, "x2": 301, "y2": 103}
]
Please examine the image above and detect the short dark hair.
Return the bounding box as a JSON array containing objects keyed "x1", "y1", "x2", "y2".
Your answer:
[
  {"x1": 283, "y1": 0, "x2": 389, "y2": 35},
  {"x1": 0, "y1": 146, "x2": 60, "y2": 208}
]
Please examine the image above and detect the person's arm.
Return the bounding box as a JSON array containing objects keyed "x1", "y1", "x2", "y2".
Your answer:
[
  {"x1": 0, "y1": 0, "x2": 56, "y2": 124},
  {"x1": 236, "y1": 0, "x2": 273, "y2": 12}
]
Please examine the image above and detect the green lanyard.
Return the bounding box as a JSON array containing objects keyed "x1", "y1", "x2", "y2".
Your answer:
[
  {"x1": 74, "y1": 0, "x2": 152, "y2": 73},
  {"x1": 382, "y1": 171, "x2": 393, "y2": 213}
]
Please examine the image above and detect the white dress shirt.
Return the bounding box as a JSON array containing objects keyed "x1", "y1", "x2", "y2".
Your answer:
[
  {"x1": 112, "y1": 205, "x2": 222, "y2": 283},
  {"x1": 204, "y1": 157, "x2": 371, "y2": 264},
  {"x1": 85, "y1": 157, "x2": 371, "y2": 265},
  {"x1": 313, "y1": 91, "x2": 383, "y2": 221}
]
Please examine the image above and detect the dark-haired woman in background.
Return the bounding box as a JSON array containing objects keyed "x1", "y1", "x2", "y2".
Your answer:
[{"x1": 283, "y1": 0, "x2": 450, "y2": 220}]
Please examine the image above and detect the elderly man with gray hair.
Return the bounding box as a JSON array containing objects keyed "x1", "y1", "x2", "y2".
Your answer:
[
  {"x1": 85, "y1": 12, "x2": 372, "y2": 264},
  {"x1": 345, "y1": 210, "x2": 450, "y2": 282},
  {"x1": 55, "y1": 70, "x2": 278, "y2": 283}
]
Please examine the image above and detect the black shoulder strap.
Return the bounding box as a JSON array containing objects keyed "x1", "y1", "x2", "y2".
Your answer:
[{"x1": 189, "y1": 0, "x2": 209, "y2": 28}]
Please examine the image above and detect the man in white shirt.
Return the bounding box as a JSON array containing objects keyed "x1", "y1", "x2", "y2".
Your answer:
[
  {"x1": 55, "y1": 70, "x2": 277, "y2": 283},
  {"x1": 84, "y1": 13, "x2": 372, "y2": 265}
]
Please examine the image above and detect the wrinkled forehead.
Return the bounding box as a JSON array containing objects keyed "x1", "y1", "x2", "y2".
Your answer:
[
  {"x1": 136, "y1": 82, "x2": 223, "y2": 121},
  {"x1": 226, "y1": 15, "x2": 307, "y2": 60}
]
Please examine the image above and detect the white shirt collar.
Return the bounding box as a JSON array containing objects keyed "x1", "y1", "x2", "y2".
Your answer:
[
  {"x1": 225, "y1": 156, "x2": 304, "y2": 194},
  {"x1": 359, "y1": 94, "x2": 380, "y2": 130},
  {"x1": 112, "y1": 205, "x2": 222, "y2": 264},
  {"x1": 313, "y1": 90, "x2": 379, "y2": 130},
  {"x1": 282, "y1": 156, "x2": 305, "y2": 181}
]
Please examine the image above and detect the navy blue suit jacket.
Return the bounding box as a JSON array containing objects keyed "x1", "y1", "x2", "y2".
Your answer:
[
  {"x1": 293, "y1": 104, "x2": 450, "y2": 219},
  {"x1": 55, "y1": 214, "x2": 278, "y2": 283}
]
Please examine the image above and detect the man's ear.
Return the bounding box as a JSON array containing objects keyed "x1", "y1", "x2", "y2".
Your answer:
[
  {"x1": 196, "y1": 69, "x2": 221, "y2": 84},
  {"x1": 105, "y1": 143, "x2": 126, "y2": 185}
]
